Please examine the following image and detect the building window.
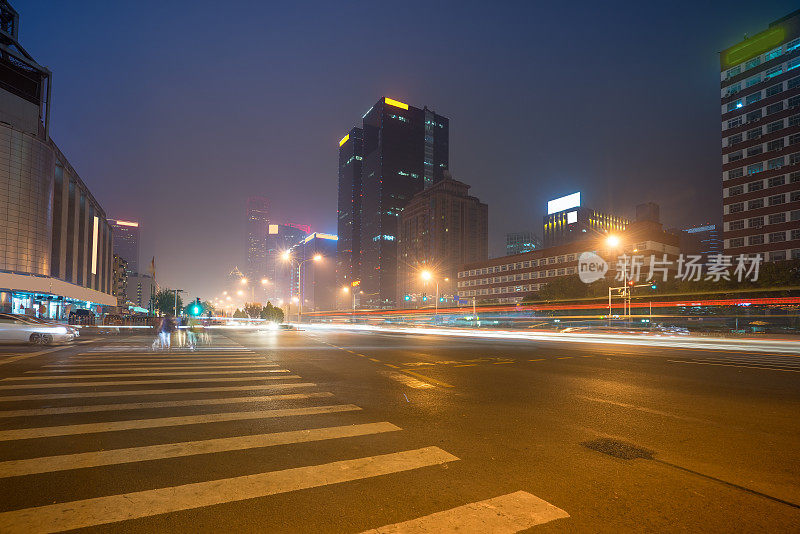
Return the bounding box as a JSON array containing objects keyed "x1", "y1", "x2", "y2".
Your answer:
[
  {"x1": 791, "y1": 190, "x2": 800, "y2": 202},
  {"x1": 747, "y1": 163, "x2": 763, "y2": 175},
  {"x1": 745, "y1": 92, "x2": 762, "y2": 105},
  {"x1": 792, "y1": 152, "x2": 800, "y2": 165},
  {"x1": 745, "y1": 57, "x2": 761, "y2": 70},
  {"x1": 728, "y1": 168, "x2": 744, "y2": 180},
  {"x1": 765, "y1": 47, "x2": 782, "y2": 61},
  {"x1": 748, "y1": 216, "x2": 764, "y2": 228},
  {"x1": 726, "y1": 66, "x2": 741, "y2": 78},
  {"x1": 730, "y1": 237, "x2": 745, "y2": 248},
  {"x1": 748, "y1": 180, "x2": 764, "y2": 192},
  {"x1": 768, "y1": 213, "x2": 786, "y2": 225},
  {"x1": 728, "y1": 151, "x2": 743, "y2": 162},
  {"x1": 765, "y1": 66, "x2": 782, "y2": 79},
  {"x1": 792, "y1": 210, "x2": 800, "y2": 221},
  {"x1": 766, "y1": 120, "x2": 784, "y2": 133},
  {"x1": 728, "y1": 185, "x2": 744, "y2": 196},
  {"x1": 727, "y1": 133, "x2": 742, "y2": 146},
  {"x1": 789, "y1": 76, "x2": 800, "y2": 89},
  {"x1": 768, "y1": 175, "x2": 786, "y2": 187},
  {"x1": 766, "y1": 83, "x2": 783, "y2": 96},
  {"x1": 747, "y1": 110, "x2": 762, "y2": 122},
  {"x1": 767, "y1": 102, "x2": 785, "y2": 116},
  {"x1": 748, "y1": 198, "x2": 764, "y2": 210},
  {"x1": 727, "y1": 99, "x2": 743, "y2": 112},
  {"x1": 789, "y1": 114, "x2": 800, "y2": 127},
  {"x1": 749, "y1": 235, "x2": 764, "y2": 245},
  {"x1": 747, "y1": 145, "x2": 763, "y2": 157},
  {"x1": 770, "y1": 251, "x2": 787, "y2": 261},
  {"x1": 768, "y1": 157, "x2": 784, "y2": 169},
  {"x1": 769, "y1": 232, "x2": 786, "y2": 243},
  {"x1": 770, "y1": 194, "x2": 785, "y2": 206},
  {"x1": 788, "y1": 57, "x2": 800, "y2": 72},
  {"x1": 746, "y1": 127, "x2": 761, "y2": 140},
  {"x1": 729, "y1": 220, "x2": 745, "y2": 230},
  {"x1": 789, "y1": 38, "x2": 800, "y2": 52},
  {"x1": 791, "y1": 229, "x2": 800, "y2": 241},
  {"x1": 729, "y1": 202, "x2": 744, "y2": 213},
  {"x1": 728, "y1": 117, "x2": 742, "y2": 129},
  {"x1": 767, "y1": 139, "x2": 784, "y2": 152},
  {"x1": 790, "y1": 95, "x2": 800, "y2": 108}
]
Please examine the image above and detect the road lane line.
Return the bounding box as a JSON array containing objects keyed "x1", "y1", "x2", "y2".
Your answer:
[
  {"x1": 528, "y1": 359, "x2": 544, "y2": 362},
  {"x1": 556, "y1": 357, "x2": 573, "y2": 360},
  {"x1": 0, "y1": 392, "x2": 335, "y2": 418},
  {"x1": 0, "y1": 446, "x2": 458, "y2": 533},
  {"x1": 0, "y1": 347, "x2": 65, "y2": 366},
  {"x1": 454, "y1": 364, "x2": 476, "y2": 367},
  {"x1": 30, "y1": 365, "x2": 280, "y2": 373},
  {"x1": 7, "y1": 370, "x2": 290, "y2": 380},
  {"x1": 368, "y1": 358, "x2": 382, "y2": 363},
  {"x1": 667, "y1": 360, "x2": 800, "y2": 373},
  {"x1": 361, "y1": 490, "x2": 569, "y2": 533},
  {"x1": 492, "y1": 361, "x2": 514, "y2": 365},
  {"x1": 0, "y1": 383, "x2": 317, "y2": 402},
  {"x1": 384, "y1": 364, "x2": 400, "y2": 369},
  {"x1": 0, "y1": 404, "x2": 361, "y2": 442},
  {"x1": 576, "y1": 396, "x2": 707, "y2": 423},
  {"x1": 0, "y1": 375, "x2": 303, "y2": 390},
  {"x1": 0, "y1": 422, "x2": 402, "y2": 478}
]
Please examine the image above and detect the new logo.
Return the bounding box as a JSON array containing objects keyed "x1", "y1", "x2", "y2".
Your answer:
[{"x1": 578, "y1": 252, "x2": 608, "y2": 283}]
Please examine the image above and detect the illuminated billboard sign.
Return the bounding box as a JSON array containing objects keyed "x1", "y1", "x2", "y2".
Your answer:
[{"x1": 547, "y1": 192, "x2": 581, "y2": 215}]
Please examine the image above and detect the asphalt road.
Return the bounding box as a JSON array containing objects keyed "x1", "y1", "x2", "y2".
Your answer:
[{"x1": 0, "y1": 328, "x2": 798, "y2": 533}]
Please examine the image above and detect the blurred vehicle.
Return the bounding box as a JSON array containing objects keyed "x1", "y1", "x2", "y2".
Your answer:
[
  {"x1": 279, "y1": 324, "x2": 295, "y2": 330},
  {"x1": 0, "y1": 314, "x2": 76, "y2": 345},
  {"x1": 9, "y1": 315, "x2": 80, "y2": 338}
]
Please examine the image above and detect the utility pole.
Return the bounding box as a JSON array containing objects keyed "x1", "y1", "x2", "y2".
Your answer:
[{"x1": 173, "y1": 289, "x2": 184, "y2": 316}]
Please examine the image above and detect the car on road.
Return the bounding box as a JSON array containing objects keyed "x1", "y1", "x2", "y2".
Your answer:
[
  {"x1": 10, "y1": 315, "x2": 81, "y2": 338},
  {"x1": 0, "y1": 314, "x2": 76, "y2": 345}
]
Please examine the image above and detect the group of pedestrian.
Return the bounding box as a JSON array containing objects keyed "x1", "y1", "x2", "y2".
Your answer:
[{"x1": 152, "y1": 315, "x2": 210, "y2": 351}]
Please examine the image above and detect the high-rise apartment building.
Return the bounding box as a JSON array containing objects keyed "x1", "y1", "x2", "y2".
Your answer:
[
  {"x1": 245, "y1": 196, "x2": 269, "y2": 280},
  {"x1": 721, "y1": 10, "x2": 800, "y2": 262},
  {"x1": 341, "y1": 97, "x2": 449, "y2": 307},
  {"x1": 110, "y1": 219, "x2": 140, "y2": 274},
  {"x1": 397, "y1": 175, "x2": 488, "y2": 304},
  {"x1": 505, "y1": 232, "x2": 541, "y2": 256},
  {"x1": 337, "y1": 127, "x2": 364, "y2": 291},
  {"x1": 543, "y1": 192, "x2": 629, "y2": 247}
]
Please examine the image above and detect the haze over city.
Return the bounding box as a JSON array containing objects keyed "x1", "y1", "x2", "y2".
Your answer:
[{"x1": 13, "y1": 0, "x2": 797, "y2": 296}]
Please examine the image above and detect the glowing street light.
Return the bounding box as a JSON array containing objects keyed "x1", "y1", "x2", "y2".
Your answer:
[
  {"x1": 606, "y1": 235, "x2": 620, "y2": 248},
  {"x1": 240, "y1": 277, "x2": 248, "y2": 285},
  {"x1": 283, "y1": 252, "x2": 324, "y2": 322},
  {"x1": 261, "y1": 278, "x2": 269, "y2": 285}
]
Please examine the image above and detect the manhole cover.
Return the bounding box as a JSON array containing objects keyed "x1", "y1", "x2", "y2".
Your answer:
[{"x1": 582, "y1": 438, "x2": 654, "y2": 460}]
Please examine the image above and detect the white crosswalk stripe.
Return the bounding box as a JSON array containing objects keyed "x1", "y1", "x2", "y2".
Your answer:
[{"x1": 0, "y1": 339, "x2": 556, "y2": 533}]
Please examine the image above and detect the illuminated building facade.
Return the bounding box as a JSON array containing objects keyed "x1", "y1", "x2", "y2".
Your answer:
[
  {"x1": 543, "y1": 192, "x2": 629, "y2": 247},
  {"x1": 110, "y1": 219, "x2": 140, "y2": 274},
  {"x1": 506, "y1": 231, "x2": 541, "y2": 256},
  {"x1": 397, "y1": 174, "x2": 487, "y2": 305},
  {"x1": 245, "y1": 196, "x2": 269, "y2": 281},
  {"x1": 337, "y1": 127, "x2": 364, "y2": 291},
  {"x1": 347, "y1": 97, "x2": 449, "y2": 307},
  {"x1": 0, "y1": 2, "x2": 114, "y2": 315},
  {"x1": 721, "y1": 10, "x2": 800, "y2": 262}
]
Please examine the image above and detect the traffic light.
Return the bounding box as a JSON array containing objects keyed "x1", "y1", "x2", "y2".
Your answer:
[
  {"x1": 628, "y1": 280, "x2": 635, "y2": 286},
  {"x1": 650, "y1": 283, "x2": 657, "y2": 290},
  {"x1": 404, "y1": 295, "x2": 411, "y2": 302},
  {"x1": 189, "y1": 298, "x2": 202, "y2": 316}
]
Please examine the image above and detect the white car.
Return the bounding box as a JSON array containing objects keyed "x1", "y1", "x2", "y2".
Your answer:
[{"x1": 0, "y1": 315, "x2": 76, "y2": 345}]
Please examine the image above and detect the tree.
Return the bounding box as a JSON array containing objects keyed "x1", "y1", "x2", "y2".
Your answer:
[
  {"x1": 233, "y1": 308, "x2": 247, "y2": 318},
  {"x1": 201, "y1": 301, "x2": 215, "y2": 318},
  {"x1": 154, "y1": 289, "x2": 183, "y2": 316},
  {"x1": 244, "y1": 302, "x2": 262, "y2": 318},
  {"x1": 260, "y1": 301, "x2": 284, "y2": 323}
]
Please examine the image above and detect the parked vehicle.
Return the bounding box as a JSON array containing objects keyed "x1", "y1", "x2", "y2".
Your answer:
[{"x1": 0, "y1": 314, "x2": 76, "y2": 345}]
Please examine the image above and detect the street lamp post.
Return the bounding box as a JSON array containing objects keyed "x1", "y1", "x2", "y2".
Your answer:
[
  {"x1": 420, "y1": 270, "x2": 441, "y2": 317},
  {"x1": 283, "y1": 251, "x2": 322, "y2": 323}
]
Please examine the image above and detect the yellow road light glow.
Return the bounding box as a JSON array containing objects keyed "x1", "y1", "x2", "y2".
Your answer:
[
  {"x1": 342, "y1": 287, "x2": 349, "y2": 293},
  {"x1": 339, "y1": 134, "x2": 349, "y2": 146},
  {"x1": 313, "y1": 254, "x2": 323, "y2": 261},
  {"x1": 240, "y1": 278, "x2": 248, "y2": 284},
  {"x1": 281, "y1": 251, "x2": 291, "y2": 260},
  {"x1": 606, "y1": 235, "x2": 620, "y2": 248},
  {"x1": 261, "y1": 278, "x2": 269, "y2": 285},
  {"x1": 384, "y1": 98, "x2": 409, "y2": 110},
  {"x1": 420, "y1": 270, "x2": 432, "y2": 281}
]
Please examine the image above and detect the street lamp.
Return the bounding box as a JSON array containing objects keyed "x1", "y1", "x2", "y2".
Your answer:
[
  {"x1": 283, "y1": 252, "x2": 323, "y2": 322},
  {"x1": 342, "y1": 286, "x2": 356, "y2": 311},
  {"x1": 605, "y1": 235, "x2": 629, "y2": 320},
  {"x1": 419, "y1": 270, "x2": 440, "y2": 317}
]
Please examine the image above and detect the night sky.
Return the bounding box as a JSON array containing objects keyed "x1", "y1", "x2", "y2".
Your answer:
[{"x1": 14, "y1": 0, "x2": 800, "y2": 299}]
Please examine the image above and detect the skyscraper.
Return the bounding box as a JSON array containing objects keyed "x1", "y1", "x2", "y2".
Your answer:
[
  {"x1": 265, "y1": 223, "x2": 308, "y2": 303},
  {"x1": 721, "y1": 10, "x2": 800, "y2": 262},
  {"x1": 343, "y1": 97, "x2": 449, "y2": 307},
  {"x1": 110, "y1": 219, "x2": 140, "y2": 274},
  {"x1": 337, "y1": 127, "x2": 364, "y2": 291},
  {"x1": 397, "y1": 174, "x2": 487, "y2": 304},
  {"x1": 542, "y1": 192, "x2": 628, "y2": 247},
  {"x1": 245, "y1": 196, "x2": 269, "y2": 281}
]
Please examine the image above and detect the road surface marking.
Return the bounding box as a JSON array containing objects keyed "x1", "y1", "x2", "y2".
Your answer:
[
  {"x1": 44, "y1": 359, "x2": 269, "y2": 366},
  {"x1": 0, "y1": 422, "x2": 401, "y2": 478},
  {"x1": 384, "y1": 364, "x2": 400, "y2": 369},
  {"x1": 31, "y1": 365, "x2": 279, "y2": 373},
  {"x1": 7, "y1": 370, "x2": 291, "y2": 380},
  {"x1": 556, "y1": 357, "x2": 573, "y2": 360},
  {"x1": 399, "y1": 369, "x2": 454, "y2": 388},
  {"x1": 0, "y1": 383, "x2": 317, "y2": 402},
  {"x1": 0, "y1": 375, "x2": 302, "y2": 390},
  {"x1": 0, "y1": 392, "x2": 335, "y2": 418},
  {"x1": 379, "y1": 370, "x2": 435, "y2": 389},
  {"x1": 667, "y1": 359, "x2": 800, "y2": 373},
  {"x1": 454, "y1": 364, "x2": 476, "y2": 367},
  {"x1": 0, "y1": 347, "x2": 64, "y2": 366},
  {"x1": 0, "y1": 447, "x2": 458, "y2": 533},
  {"x1": 0, "y1": 404, "x2": 361, "y2": 441},
  {"x1": 361, "y1": 490, "x2": 569, "y2": 533},
  {"x1": 528, "y1": 359, "x2": 545, "y2": 362},
  {"x1": 576, "y1": 396, "x2": 707, "y2": 423},
  {"x1": 492, "y1": 361, "x2": 514, "y2": 365},
  {"x1": 368, "y1": 358, "x2": 382, "y2": 363}
]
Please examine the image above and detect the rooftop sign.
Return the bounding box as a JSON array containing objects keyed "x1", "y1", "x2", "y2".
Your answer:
[{"x1": 547, "y1": 192, "x2": 581, "y2": 215}]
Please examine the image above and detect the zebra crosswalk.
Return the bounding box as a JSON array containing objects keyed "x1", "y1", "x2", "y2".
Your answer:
[{"x1": 0, "y1": 338, "x2": 568, "y2": 532}]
